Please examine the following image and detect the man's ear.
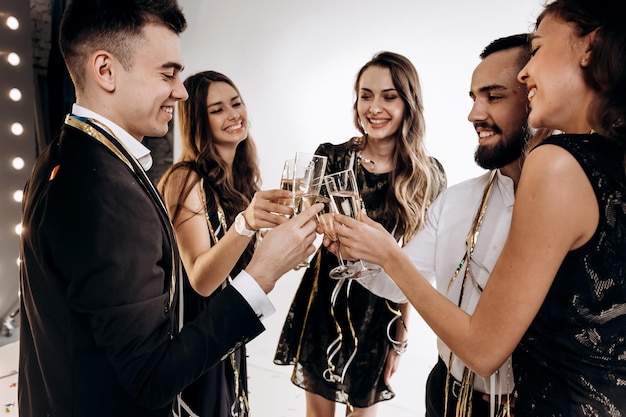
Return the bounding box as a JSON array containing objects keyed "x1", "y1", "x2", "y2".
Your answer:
[{"x1": 91, "y1": 51, "x2": 116, "y2": 92}]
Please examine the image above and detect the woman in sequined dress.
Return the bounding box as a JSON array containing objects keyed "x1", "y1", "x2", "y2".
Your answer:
[
  {"x1": 334, "y1": 1, "x2": 626, "y2": 415},
  {"x1": 274, "y1": 51, "x2": 447, "y2": 417}
]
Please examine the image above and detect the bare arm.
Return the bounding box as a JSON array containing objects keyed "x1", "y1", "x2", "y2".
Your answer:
[
  {"x1": 383, "y1": 301, "x2": 411, "y2": 383},
  {"x1": 336, "y1": 144, "x2": 598, "y2": 376},
  {"x1": 161, "y1": 168, "x2": 293, "y2": 296}
]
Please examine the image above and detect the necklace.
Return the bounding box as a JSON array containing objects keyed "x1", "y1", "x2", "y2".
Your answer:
[
  {"x1": 443, "y1": 169, "x2": 513, "y2": 417},
  {"x1": 356, "y1": 151, "x2": 375, "y2": 169}
]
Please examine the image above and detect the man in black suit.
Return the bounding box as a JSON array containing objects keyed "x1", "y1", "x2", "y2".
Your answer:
[{"x1": 18, "y1": 1, "x2": 321, "y2": 416}]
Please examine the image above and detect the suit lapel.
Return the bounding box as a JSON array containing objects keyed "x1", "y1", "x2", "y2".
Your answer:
[{"x1": 64, "y1": 115, "x2": 179, "y2": 313}]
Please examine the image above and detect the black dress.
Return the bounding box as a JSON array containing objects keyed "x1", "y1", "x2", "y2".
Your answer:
[
  {"x1": 512, "y1": 134, "x2": 626, "y2": 416},
  {"x1": 178, "y1": 178, "x2": 250, "y2": 417},
  {"x1": 274, "y1": 139, "x2": 446, "y2": 408}
]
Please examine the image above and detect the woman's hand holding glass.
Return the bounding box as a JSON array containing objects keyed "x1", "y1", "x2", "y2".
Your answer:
[
  {"x1": 322, "y1": 169, "x2": 381, "y2": 279},
  {"x1": 243, "y1": 189, "x2": 295, "y2": 232},
  {"x1": 327, "y1": 209, "x2": 398, "y2": 275},
  {"x1": 254, "y1": 159, "x2": 296, "y2": 246},
  {"x1": 243, "y1": 190, "x2": 293, "y2": 248}
]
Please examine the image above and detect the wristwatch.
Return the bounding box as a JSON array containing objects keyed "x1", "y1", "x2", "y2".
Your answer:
[{"x1": 234, "y1": 212, "x2": 255, "y2": 237}]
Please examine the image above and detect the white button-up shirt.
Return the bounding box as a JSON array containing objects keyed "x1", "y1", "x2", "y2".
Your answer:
[{"x1": 359, "y1": 170, "x2": 515, "y2": 393}]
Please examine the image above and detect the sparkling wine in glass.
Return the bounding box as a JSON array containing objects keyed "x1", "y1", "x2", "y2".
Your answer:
[
  {"x1": 256, "y1": 158, "x2": 295, "y2": 249},
  {"x1": 278, "y1": 159, "x2": 295, "y2": 214},
  {"x1": 294, "y1": 193, "x2": 318, "y2": 216},
  {"x1": 317, "y1": 188, "x2": 354, "y2": 279},
  {"x1": 316, "y1": 195, "x2": 336, "y2": 240},
  {"x1": 293, "y1": 152, "x2": 327, "y2": 270},
  {"x1": 324, "y1": 169, "x2": 381, "y2": 279}
]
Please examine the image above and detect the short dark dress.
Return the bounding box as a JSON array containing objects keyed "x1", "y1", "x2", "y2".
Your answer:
[
  {"x1": 177, "y1": 178, "x2": 250, "y2": 417},
  {"x1": 513, "y1": 134, "x2": 626, "y2": 416},
  {"x1": 274, "y1": 139, "x2": 446, "y2": 408}
]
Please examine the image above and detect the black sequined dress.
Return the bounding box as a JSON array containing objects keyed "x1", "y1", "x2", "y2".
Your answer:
[
  {"x1": 513, "y1": 134, "x2": 626, "y2": 416},
  {"x1": 274, "y1": 139, "x2": 446, "y2": 407}
]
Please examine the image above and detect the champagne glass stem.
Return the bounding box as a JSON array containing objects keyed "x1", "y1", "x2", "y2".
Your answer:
[{"x1": 336, "y1": 240, "x2": 346, "y2": 267}]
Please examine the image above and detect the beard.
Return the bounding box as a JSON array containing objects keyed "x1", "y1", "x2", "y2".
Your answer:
[{"x1": 474, "y1": 123, "x2": 531, "y2": 170}]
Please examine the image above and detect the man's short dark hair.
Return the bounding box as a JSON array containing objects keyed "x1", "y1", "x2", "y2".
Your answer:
[
  {"x1": 59, "y1": 0, "x2": 187, "y2": 86},
  {"x1": 480, "y1": 33, "x2": 530, "y2": 59}
]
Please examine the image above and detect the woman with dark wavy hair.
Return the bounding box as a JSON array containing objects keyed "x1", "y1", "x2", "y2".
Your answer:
[
  {"x1": 158, "y1": 71, "x2": 291, "y2": 417},
  {"x1": 335, "y1": 1, "x2": 626, "y2": 415}
]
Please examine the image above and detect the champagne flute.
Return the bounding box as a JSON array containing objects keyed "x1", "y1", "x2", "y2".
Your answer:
[
  {"x1": 292, "y1": 153, "x2": 327, "y2": 214},
  {"x1": 293, "y1": 152, "x2": 328, "y2": 269},
  {"x1": 316, "y1": 187, "x2": 353, "y2": 279},
  {"x1": 278, "y1": 159, "x2": 295, "y2": 215},
  {"x1": 255, "y1": 158, "x2": 295, "y2": 249},
  {"x1": 324, "y1": 169, "x2": 381, "y2": 279}
]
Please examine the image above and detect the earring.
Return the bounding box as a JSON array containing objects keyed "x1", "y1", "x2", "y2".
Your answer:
[{"x1": 581, "y1": 57, "x2": 589, "y2": 66}]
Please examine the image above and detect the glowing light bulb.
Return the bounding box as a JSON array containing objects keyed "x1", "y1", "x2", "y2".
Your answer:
[
  {"x1": 15, "y1": 223, "x2": 22, "y2": 235},
  {"x1": 11, "y1": 122, "x2": 24, "y2": 136},
  {"x1": 12, "y1": 157, "x2": 25, "y2": 170},
  {"x1": 6, "y1": 16, "x2": 19, "y2": 30},
  {"x1": 13, "y1": 190, "x2": 23, "y2": 202},
  {"x1": 7, "y1": 52, "x2": 20, "y2": 66},
  {"x1": 9, "y1": 88, "x2": 22, "y2": 101}
]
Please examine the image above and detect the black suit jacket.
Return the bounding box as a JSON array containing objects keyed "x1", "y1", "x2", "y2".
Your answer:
[{"x1": 19, "y1": 119, "x2": 265, "y2": 416}]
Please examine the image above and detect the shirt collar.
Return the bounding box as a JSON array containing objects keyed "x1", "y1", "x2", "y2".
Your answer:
[
  {"x1": 495, "y1": 169, "x2": 515, "y2": 208},
  {"x1": 71, "y1": 104, "x2": 153, "y2": 171}
]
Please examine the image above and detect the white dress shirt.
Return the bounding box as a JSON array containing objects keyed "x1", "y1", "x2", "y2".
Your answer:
[
  {"x1": 358, "y1": 170, "x2": 515, "y2": 393},
  {"x1": 71, "y1": 104, "x2": 275, "y2": 320}
]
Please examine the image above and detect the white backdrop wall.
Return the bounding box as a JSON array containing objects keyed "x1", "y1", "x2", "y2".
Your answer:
[
  {"x1": 178, "y1": 0, "x2": 544, "y2": 186},
  {"x1": 177, "y1": 1, "x2": 545, "y2": 415}
]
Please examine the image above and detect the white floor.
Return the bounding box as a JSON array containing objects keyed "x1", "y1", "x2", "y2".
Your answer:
[
  {"x1": 0, "y1": 269, "x2": 438, "y2": 416},
  {"x1": 0, "y1": 340, "x2": 18, "y2": 416},
  {"x1": 245, "y1": 268, "x2": 438, "y2": 416}
]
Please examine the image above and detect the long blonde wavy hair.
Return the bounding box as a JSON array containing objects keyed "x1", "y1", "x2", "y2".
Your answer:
[{"x1": 351, "y1": 51, "x2": 446, "y2": 243}]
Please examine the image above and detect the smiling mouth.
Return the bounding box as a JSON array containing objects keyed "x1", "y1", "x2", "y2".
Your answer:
[
  {"x1": 225, "y1": 121, "x2": 243, "y2": 132},
  {"x1": 369, "y1": 118, "x2": 390, "y2": 126},
  {"x1": 478, "y1": 130, "x2": 496, "y2": 138}
]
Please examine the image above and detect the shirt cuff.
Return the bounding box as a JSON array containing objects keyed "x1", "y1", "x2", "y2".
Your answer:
[{"x1": 230, "y1": 270, "x2": 276, "y2": 320}]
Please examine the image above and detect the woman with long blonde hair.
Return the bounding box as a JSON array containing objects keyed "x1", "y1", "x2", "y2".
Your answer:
[{"x1": 274, "y1": 51, "x2": 447, "y2": 417}]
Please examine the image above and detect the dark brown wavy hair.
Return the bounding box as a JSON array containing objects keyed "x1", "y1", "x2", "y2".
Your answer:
[
  {"x1": 158, "y1": 71, "x2": 260, "y2": 265},
  {"x1": 538, "y1": 0, "x2": 626, "y2": 143}
]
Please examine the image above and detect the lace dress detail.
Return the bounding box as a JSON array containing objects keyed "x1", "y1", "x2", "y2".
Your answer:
[
  {"x1": 513, "y1": 134, "x2": 626, "y2": 416},
  {"x1": 274, "y1": 139, "x2": 446, "y2": 407}
]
